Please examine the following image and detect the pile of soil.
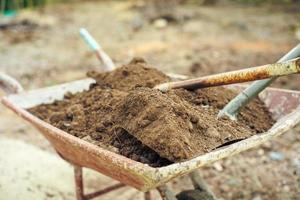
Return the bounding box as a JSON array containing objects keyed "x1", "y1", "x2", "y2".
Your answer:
[
  {"x1": 87, "y1": 57, "x2": 171, "y2": 91},
  {"x1": 29, "y1": 58, "x2": 275, "y2": 167}
]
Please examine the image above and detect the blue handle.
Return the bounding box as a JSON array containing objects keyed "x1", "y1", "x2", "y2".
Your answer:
[{"x1": 79, "y1": 28, "x2": 100, "y2": 51}]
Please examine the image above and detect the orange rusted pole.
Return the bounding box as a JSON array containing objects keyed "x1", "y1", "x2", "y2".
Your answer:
[
  {"x1": 218, "y1": 43, "x2": 300, "y2": 120},
  {"x1": 155, "y1": 57, "x2": 300, "y2": 92},
  {"x1": 74, "y1": 165, "x2": 84, "y2": 200},
  {"x1": 85, "y1": 183, "x2": 126, "y2": 199},
  {"x1": 144, "y1": 191, "x2": 152, "y2": 200}
]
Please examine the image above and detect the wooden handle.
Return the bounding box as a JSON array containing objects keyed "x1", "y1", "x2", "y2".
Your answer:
[
  {"x1": 155, "y1": 57, "x2": 300, "y2": 92},
  {"x1": 0, "y1": 73, "x2": 23, "y2": 95}
]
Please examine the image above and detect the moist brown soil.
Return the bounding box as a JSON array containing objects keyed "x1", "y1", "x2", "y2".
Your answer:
[
  {"x1": 29, "y1": 58, "x2": 275, "y2": 167},
  {"x1": 87, "y1": 57, "x2": 171, "y2": 91}
]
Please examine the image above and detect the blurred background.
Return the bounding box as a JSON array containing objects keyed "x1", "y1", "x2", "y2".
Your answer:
[{"x1": 0, "y1": 0, "x2": 299, "y2": 199}]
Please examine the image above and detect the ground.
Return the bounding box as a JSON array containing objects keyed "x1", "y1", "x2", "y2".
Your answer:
[{"x1": 0, "y1": 1, "x2": 299, "y2": 200}]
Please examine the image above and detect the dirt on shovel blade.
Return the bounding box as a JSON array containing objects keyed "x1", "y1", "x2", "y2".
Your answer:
[{"x1": 29, "y1": 58, "x2": 275, "y2": 167}]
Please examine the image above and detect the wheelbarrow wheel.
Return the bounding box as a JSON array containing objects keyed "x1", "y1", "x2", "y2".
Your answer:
[{"x1": 176, "y1": 189, "x2": 215, "y2": 200}]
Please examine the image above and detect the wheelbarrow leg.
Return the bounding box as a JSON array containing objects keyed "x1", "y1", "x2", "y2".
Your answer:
[
  {"x1": 189, "y1": 170, "x2": 216, "y2": 199},
  {"x1": 144, "y1": 191, "x2": 151, "y2": 200},
  {"x1": 157, "y1": 185, "x2": 177, "y2": 200},
  {"x1": 73, "y1": 164, "x2": 127, "y2": 200},
  {"x1": 74, "y1": 165, "x2": 84, "y2": 200},
  {"x1": 175, "y1": 170, "x2": 217, "y2": 200}
]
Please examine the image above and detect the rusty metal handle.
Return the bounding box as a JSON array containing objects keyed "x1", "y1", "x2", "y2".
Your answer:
[
  {"x1": 0, "y1": 73, "x2": 24, "y2": 95},
  {"x1": 155, "y1": 57, "x2": 300, "y2": 92},
  {"x1": 218, "y1": 43, "x2": 300, "y2": 120}
]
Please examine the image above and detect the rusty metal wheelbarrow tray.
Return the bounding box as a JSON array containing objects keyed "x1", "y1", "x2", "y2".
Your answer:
[{"x1": 1, "y1": 77, "x2": 300, "y2": 192}]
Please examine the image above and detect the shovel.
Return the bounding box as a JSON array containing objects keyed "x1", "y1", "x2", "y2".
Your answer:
[{"x1": 155, "y1": 57, "x2": 300, "y2": 92}]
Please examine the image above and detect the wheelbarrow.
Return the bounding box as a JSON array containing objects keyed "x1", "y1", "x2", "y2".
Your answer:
[{"x1": 1, "y1": 71, "x2": 300, "y2": 199}]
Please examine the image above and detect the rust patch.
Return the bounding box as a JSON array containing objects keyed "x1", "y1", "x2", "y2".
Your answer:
[{"x1": 180, "y1": 69, "x2": 270, "y2": 90}]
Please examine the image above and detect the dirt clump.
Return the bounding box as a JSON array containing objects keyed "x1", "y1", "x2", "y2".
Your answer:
[
  {"x1": 29, "y1": 58, "x2": 275, "y2": 166},
  {"x1": 115, "y1": 87, "x2": 273, "y2": 162},
  {"x1": 87, "y1": 57, "x2": 170, "y2": 91}
]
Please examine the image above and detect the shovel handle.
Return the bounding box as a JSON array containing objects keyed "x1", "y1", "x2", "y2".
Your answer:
[
  {"x1": 218, "y1": 43, "x2": 300, "y2": 119},
  {"x1": 155, "y1": 57, "x2": 300, "y2": 92},
  {"x1": 79, "y1": 28, "x2": 116, "y2": 71},
  {"x1": 0, "y1": 73, "x2": 23, "y2": 95}
]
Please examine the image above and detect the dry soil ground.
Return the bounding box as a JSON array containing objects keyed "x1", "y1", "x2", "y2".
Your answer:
[{"x1": 0, "y1": 1, "x2": 300, "y2": 200}]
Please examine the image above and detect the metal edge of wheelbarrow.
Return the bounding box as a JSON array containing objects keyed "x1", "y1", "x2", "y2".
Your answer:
[{"x1": 1, "y1": 78, "x2": 300, "y2": 191}]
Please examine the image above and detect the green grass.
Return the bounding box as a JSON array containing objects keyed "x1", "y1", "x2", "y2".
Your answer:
[
  {"x1": 1, "y1": 0, "x2": 298, "y2": 14},
  {"x1": 1, "y1": 0, "x2": 73, "y2": 13}
]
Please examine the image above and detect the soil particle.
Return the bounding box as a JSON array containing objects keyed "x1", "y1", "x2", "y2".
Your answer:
[{"x1": 29, "y1": 58, "x2": 274, "y2": 167}]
